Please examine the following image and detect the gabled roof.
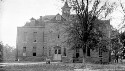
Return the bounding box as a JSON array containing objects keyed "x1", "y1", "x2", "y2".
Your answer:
[
  {"x1": 50, "y1": 14, "x2": 67, "y2": 22},
  {"x1": 30, "y1": 17, "x2": 36, "y2": 20},
  {"x1": 42, "y1": 15, "x2": 55, "y2": 21},
  {"x1": 24, "y1": 18, "x2": 45, "y2": 27}
]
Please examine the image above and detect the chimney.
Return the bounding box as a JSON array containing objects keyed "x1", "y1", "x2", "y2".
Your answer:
[{"x1": 40, "y1": 16, "x2": 42, "y2": 21}]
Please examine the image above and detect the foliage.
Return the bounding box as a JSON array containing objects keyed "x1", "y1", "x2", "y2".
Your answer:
[
  {"x1": 120, "y1": 32, "x2": 125, "y2": 46},
  {"x1": 64, "y1": 0, "x2": 116, "y2": 53},
  {"x1": 118, "y1": 0, "x2": 125, "y2": 30},
  {"x1": 3, "y1": 44, "x2": 16, "y2": 61},
  {"x1": 0, "y1": 42, "x2": 3, "y2": 61},
  {"x1": 110, "y1": 29, "x2": 123, "y2": 56}
]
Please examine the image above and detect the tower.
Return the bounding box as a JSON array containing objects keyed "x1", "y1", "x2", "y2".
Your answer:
[{"x1": 61, "y1": 1, "x2": 71, "y2": 18}]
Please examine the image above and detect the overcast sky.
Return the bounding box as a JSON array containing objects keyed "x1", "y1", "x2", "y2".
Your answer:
[{"x1": 0, "y1": 0, "x2": 125, "y2": 47}]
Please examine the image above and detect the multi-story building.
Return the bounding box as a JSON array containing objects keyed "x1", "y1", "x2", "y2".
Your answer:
[{"x1": 16, "y1": 1, "x2": 111, "y2": 63}]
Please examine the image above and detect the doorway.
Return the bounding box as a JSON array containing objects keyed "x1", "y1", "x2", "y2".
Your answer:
[{"x1": 53, "y1": 46, "x2": 61, "y2": 61}]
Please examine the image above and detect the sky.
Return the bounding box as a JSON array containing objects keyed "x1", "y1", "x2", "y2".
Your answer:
[
  {"x1": 0, "y1": 0, "x2": 63, "y2": 47},
  {"x1": 0, "y1": 0, "x2": 125, "y2": 47}
]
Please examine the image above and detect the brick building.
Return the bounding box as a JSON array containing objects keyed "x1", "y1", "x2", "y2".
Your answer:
[{"x1": 16, "y1": 1, "x2": 111, "y2": 63}]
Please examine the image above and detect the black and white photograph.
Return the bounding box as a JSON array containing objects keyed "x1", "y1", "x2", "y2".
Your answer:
[{"x1": 1, "y1": 0, "x2": 125, "y2": 71}]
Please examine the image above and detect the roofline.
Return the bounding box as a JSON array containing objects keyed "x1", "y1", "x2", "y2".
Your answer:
[{"x1": 17, "y1": 26, "x2": 45, "y2": 28}]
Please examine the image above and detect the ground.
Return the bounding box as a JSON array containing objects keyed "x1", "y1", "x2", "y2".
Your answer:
[{"x1": 0, "y1": 62, "x2": 125, "y2": 71}]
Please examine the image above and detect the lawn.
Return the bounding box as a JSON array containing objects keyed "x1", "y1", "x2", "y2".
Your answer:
[
  {"x1": 0, "y1": 62, "x2": 125, "y2": 71},
  {"x1": 0, "y1": 63, "x2": 74, "y2": 71}
]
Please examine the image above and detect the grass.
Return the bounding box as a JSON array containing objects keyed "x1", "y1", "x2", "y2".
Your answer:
[
  {"x1": 0, "y1": 63, "x2": 74, "y2": 71},
  {"x1": 0, "y1": 62, "x2": 125, "y2": 71},
  {"x1": 86, "y1": 64, "x2": 125, "y2": 71}
]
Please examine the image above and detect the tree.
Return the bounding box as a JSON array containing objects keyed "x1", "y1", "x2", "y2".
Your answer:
[
  {"x1": 3, "y1": 44, "x2": 16, "y2": 61},
  {"x1": 62, "y1": 0, "x2": 116, "y2": 63},
  {"x1": 119, "y1": 31, "x2": 125, "y2": 59},
  {"x1": 116, "y1": 0, "x2": 125, "y2": 31},
  {"x1": 111, "y1": 30, "x2": 122, "y2": 60},
  {"x1": 0, "y1": 42, "x2": 3, "y2": 62}
]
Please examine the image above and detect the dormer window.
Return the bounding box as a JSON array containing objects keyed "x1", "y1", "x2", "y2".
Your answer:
[{"x1": 56, "y1": 14, "x2": 61, "y2": 21}]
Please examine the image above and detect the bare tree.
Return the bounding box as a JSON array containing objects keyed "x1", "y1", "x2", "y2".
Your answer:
[
  {"x1": 62, "y1": 0, "x2": 116, "y2": 63},
  {"x1": 117, "y1": 0, "x2": 125, "y2": 31}
]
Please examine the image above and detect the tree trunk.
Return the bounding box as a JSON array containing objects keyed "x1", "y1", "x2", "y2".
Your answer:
[
  {"x1": 83, "y1": 54, "x2": 86, "y2": 63},
  {"x1": 82, "y1": 44, "x2": 87, "y2": 67}
]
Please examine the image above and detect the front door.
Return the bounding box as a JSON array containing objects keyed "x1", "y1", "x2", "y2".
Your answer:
[{"x1": 54, "y1": 49, "x2": 61, "y2": 60}]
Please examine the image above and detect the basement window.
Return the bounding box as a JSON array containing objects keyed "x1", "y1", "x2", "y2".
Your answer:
[{"x1": 33, "y1": 52, "x2": 36, "y2": 56}]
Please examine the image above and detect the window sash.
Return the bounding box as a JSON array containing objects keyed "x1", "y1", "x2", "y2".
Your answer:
[
  {"x1": 23, "y1": 47, "x2": 26, "y2": 52},
  {"x1": 33, "y1": 32, "x2": 37, "y2": 42},
  {"x1": 33, "y1": 47, "x2": 36, "y2": 52},
  {"x1": 63, "y1": 48, "x2": 66, "y2": 56}
]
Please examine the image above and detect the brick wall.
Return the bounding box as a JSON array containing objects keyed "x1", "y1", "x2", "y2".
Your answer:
[{"x1": 17, "y1": 26, "x2": 46, "y2": 61}]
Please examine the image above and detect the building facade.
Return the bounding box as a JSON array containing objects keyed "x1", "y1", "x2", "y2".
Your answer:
[{"x1": 16, "y1": 1, "x2": 111, "y2": 63}]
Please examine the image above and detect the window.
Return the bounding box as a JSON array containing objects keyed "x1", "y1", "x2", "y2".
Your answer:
[
  {"x1": 33, "y1": 32, "x2": 37, "y2": 42},
  {"x1": 99, "y1": 48, "x2": 102, "y2": 55},
  {"x1": 33, "y1": 47, "x2": 36, "y2": 56},
  {"x1": 58, "y1": 34, "x2": 60, "y2": 38},
  {"x1": 56, "y1": 14, "x2": 61, "y2": 20},
  {"x1": 23, "y1": 47, "x2": 26, "y2": 52},
  {"x1": 33, "y1": 53, "x2": 36, "y2": 56},
  {"x1": 23, "y1": 47, "x2": 26, "y2": 56},
  {"x1": 76, "y1": 48, "x2": 79, "y2": 53},
  {"x1": 76, "y1": 48, "x2": 79, "y2": 58},
  {"x1": 43, "y1": 47, "x2": 44, "y2": 55},
  {"x1": 24, "y1": 32, "x2": 27, "y2": 42},
  {"x1": 87, "y1": 47, "x2": 90, "y2": 56},
  {"x1": 76, "y1": 53, "x2": 79, "y2": 58},
  {"x1": 49, "y1": 49, "x2": 51, "y2": 56},
  {"x1": 55, "y1": 49, "x2": 57, "y2": 54},
  {"x1": 63, "y1": 48, "x2": 66, "y2": 56},
  {"x1": 58, "y1": 49, "x2": 61, "y2": 54},
  {"x1": 33, "y1": 47, "x2": 36, "y2": 52}
]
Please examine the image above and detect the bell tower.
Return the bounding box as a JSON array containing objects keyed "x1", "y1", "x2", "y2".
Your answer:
[{"x1": 61, "y1": 1, "x2": 71, "y2": 18}]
